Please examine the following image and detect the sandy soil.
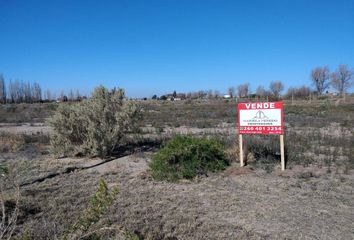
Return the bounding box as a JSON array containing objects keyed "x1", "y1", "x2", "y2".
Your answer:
[
  {"x1": 2, "y1": 121, "x2": 352, "y2": 139},
  {"x1": 0, "y1": 123, "x2": 52, "y2": 134}
]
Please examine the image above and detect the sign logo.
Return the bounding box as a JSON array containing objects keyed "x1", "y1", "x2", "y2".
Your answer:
[
  {"x1": 238, "y1": 102, "x2": 284, "y2": 135},
  {"x1": 253, "y1": 110, "x2": 268, "y2": 119}
]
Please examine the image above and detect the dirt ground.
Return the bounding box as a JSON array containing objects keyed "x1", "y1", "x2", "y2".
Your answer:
[
  {"x1": 2, "y1": 148, "x2": 354, "y2": 240},
  {"x1": 0, "y1": 123, "x2": 52, "y2": 135}
]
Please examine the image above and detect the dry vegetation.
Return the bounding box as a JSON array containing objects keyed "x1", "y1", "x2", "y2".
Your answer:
[{"x1": 0, "y1": 97, "x2": 353, "y2": 239}]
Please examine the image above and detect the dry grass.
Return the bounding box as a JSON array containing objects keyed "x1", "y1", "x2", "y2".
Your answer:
[
  {"x1": 140, "y1": 99, "x2": 354, "y2": 173},
  {"x1": 0, "y1": 98, "x2": 353, "y2": 239},
  {"x1": 0, "y1": 131, "x2": 25, "y2": 153},
  {"x1": 0, "y1": 131, "x2": 50, "y2": 155},
  {"x1": 1, "y1": 150, "x2": 352, "y2": 239},
  {"x1": 0, "y1": 103, "x2": 57, "y2": 123},
  {"x1": 0, "y1": 165, "x2": 21, "y2": 240}
]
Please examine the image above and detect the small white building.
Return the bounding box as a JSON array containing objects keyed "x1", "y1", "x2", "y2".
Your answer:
[{"x1": 223, "y1": 94, "x2": 231, "y2": 99}]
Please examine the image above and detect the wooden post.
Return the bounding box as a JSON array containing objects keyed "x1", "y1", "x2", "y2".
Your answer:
[
  {"x1": 280, "y1": 134, "x2": 285, "y2": 171},
  {"x1": 239, "y1": 134, "x2": 244, "y2": 167}
]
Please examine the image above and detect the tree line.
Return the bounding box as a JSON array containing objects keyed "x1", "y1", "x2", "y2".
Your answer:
[
  {"x1": 152, "y1": 64, "x2": 353, "y2": 101},
  {"x1": 229, "y1": 64, "x2": 353, "y2": 100},
  {"x1": 0, "y1": 75, "x2": 86, "y2": 104},
  {"x1": 0, "y1": 76, "x2": 42, "y2": 103},
  {"x1": 310, "y1": 64, "x2": 352, "y2": 98},
  {"x1": 1, "y1": 64, "x2": 352, "y2": 103}
]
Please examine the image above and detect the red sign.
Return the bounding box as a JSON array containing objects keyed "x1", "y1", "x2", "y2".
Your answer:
[{"x1": 238, "y1": 102, "x2": 284, "y2": 135}]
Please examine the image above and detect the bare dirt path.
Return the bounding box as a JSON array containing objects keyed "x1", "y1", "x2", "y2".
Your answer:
[{"x1": 0, "y1": 123, "x2": 52, "y2": 134}]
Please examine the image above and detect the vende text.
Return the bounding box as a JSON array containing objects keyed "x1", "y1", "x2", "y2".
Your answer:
[{"x1": 245, "y1": 102, "x2": 275, "y2": 109}]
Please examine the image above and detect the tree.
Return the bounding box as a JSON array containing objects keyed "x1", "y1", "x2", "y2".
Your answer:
[
  {"x1": 285, "y1": 86, "x2": 311, "y2": 99},
  {"x1": 197, "y1": 90, "x2": 207, "y2": 99},
  {"x1": 46, "y1": 89, "x2": 52, "y2": 101},
  {"x1": 311, "y1": 66, "x2": 330, "y2": 96},
  {"x1": 172, "y1": 90, "x2": 177, "y2": 98},
  {"x1": 331, "y1": 64, "x2": 353, "y2": 98},
  {"x1": 207, "y1": 90, "x2": 213, "y2": 99},
  {"x1": 13, "y1": 80, "x2": 25, "y2": 103},
  {"x1": 31, "y1": 82, "x2": 42, "y2": 102},
  {"x1": 23, "y1": 81, "x2": 32, "y2": 103},
  {"x1": 60, "y1": 91, "x2": 65, "y2": 101},
  {"x1": 213, "y1": 90, "x2": 220, "y2": 99},
  {"x1": 256, "y1": 85, "x2": 267, "y2": 98},
  {"x1": 0, "y1": 74, "x2": 6, "y2": 103},
  {"x1": 68, "y1": 89, "x2": 75, "y2": 101},
  {"x1": 228, "y1": 87, "x2": 235, "y2": 98},
  {"x1": 75, "y1": 90, "x2": 81, "y2": 101},
  {"x1": 151, "y1": 94, "x2": 157, "y2": 100},
  {"x1": 8, "y1": 80, "x2": 18, "y2": 103},
  {"x1": 237, "y1": 83, "x2": 249, "y2": 98},
  {"x1": 269, "y1": 81, "x2": 284, "y2": 98}
]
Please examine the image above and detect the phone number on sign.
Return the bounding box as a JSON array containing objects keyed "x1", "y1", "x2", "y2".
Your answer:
[{"x1": 241, "y1": 126, "x2": 282, "y2": 131}]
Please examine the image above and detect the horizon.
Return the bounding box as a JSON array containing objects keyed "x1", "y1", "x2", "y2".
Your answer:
[{"x1": 1, "y1": 0, "x2": 354, "y2": 98}]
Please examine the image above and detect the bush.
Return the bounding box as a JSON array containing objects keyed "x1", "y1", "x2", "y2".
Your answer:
[
  {"x1": 48, "y1": 86, "x2": 141, "y2": 158},
  {"x1": 149, "y1": 135, "x2": 229, "y2": 181}
]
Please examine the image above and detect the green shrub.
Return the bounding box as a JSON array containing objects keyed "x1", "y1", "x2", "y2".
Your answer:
[
  {"x1": 0, "y1": 164, "x2": 8, "y2": 174},
  {"x1": 48, "y1": 86, "x2": 141, "y2": 158},
  {"x1": 63, "y1": 180, "x2": 118, "y2": 240},
  {"x1": 149, "y1": 135, "x2": 229, "y2": 181}
]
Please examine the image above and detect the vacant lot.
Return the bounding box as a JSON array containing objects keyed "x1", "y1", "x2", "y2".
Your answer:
[{"x1": 1, "y1": 98, "x2": 354, "y2": 239}]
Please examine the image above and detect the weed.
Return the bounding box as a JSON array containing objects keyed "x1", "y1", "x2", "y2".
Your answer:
[{"x1": 63, "y1": 180, "x2": 118, "y2": 240}]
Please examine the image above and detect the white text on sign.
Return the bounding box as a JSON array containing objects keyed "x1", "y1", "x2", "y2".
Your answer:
[{"x1": 245, "y1": 102, "x2": 275, "y2": 109}]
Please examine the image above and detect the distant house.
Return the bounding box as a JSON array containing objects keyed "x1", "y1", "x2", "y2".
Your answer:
[
  {"x1": 325, "y1": 91, "x2": 339, "y2": 97},
  {"x1": 223, "y1": 94, "x2": 231, "y2": 99},
  {"x1": 57, "y1": 95, "x2": 68, "y2": 102},
  {"x1": 161, "y1": 92, "x2": 186, "y2": 101}
]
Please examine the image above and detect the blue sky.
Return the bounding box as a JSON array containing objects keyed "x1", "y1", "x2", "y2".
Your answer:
[{"x1": 1, "y1": 0, "x2": 353, "y2": 97}]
